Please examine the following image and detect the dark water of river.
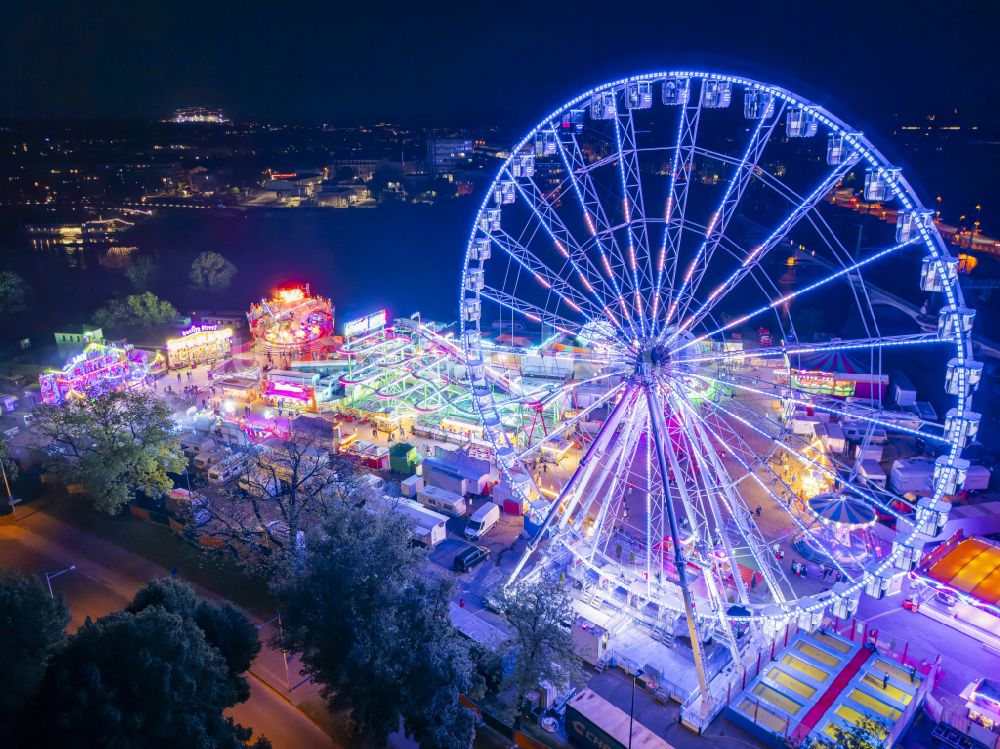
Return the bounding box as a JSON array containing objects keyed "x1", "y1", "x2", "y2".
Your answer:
[{"x1": 0, "y1": 201, "x2": 476, "y2": 337}]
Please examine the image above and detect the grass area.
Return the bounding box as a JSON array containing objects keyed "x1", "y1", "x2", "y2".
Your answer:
[{"x1": 36, "y1": 488, "x2": 276, "y2": 619}]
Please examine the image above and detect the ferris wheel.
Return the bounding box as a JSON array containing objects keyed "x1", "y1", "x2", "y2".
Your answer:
[{"x1": 459, "y1": 71, "x2": 981, "y2": 680}]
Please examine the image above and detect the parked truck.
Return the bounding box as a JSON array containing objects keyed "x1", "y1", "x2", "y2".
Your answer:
[{"x1": 565, "y1": 688, "x2": 673, "y2": 749}]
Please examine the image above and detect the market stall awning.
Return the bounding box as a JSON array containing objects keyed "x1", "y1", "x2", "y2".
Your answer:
[
  {"x1": 807, "y1": 494, "x2": 877, "y2": 527},
  {"x1": 792, "y1": 350, "x2": 864, "y2": 374}
]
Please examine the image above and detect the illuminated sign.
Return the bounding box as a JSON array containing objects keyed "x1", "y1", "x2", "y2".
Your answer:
[
  {"x1": 166, "y1": 327, "x2": 233, "y2": 351},
  {"x1": 344, "y1": 309, "x2": 387, "y2": 338},
  {"x1": 180, "y1": 323, "x2": 218, "y2": 337}
]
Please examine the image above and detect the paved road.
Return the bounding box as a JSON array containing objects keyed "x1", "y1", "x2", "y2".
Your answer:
[{"x1": 0, "y1": 513, "x2": 336, "y2": 749}]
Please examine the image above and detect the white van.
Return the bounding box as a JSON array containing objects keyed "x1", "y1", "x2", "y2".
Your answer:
[
  {"x1": 416, "y1": 485, "x2": 467, "y2": 517},
  {"x1": 464, "y1": 502, "x2": 500, "y2": 540}
]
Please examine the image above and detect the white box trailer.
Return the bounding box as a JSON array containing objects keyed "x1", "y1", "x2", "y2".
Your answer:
[
  {"x1": 824, "y1": 422, "x2": 847, "y2": 454},
  {"x1": 859, "y1": 459, "x2": 887, "y2": 489},
  {"x1": 891, "y1": 370, "x2": 917, "y2": 407},
  {"x1": 416, "y1": 485, "x2": 467, "y2": 517},
  {"x1": 889, "y1": 458, "x2": 935, "y2": 494},
  {"x1": 386, "y1": 497, "x2": 449, "y2": 548},
  {"x1": 855, "y1": 443, "x2": 884, "y2": 463},
  {"x1": 964, "y1": 465, "x2": 991, "y2": 492},
  {"x1": 401, "y1": 475, "x2": 424, "y2": 498}
]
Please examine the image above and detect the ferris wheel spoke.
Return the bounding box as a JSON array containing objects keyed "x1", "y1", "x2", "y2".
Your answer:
[
  {"x1": 507, "y1": 166, "x2": 638, "y2": 337},
  {"x1": 514, "y1": 381, "x2": 628, "y2": 460},
  {"x1": 657, "y1": 93, "x2": 702, "y2": 335},
  {"x1": 480, "y1": 286, "x2": 583, "y2": 336},
  {"x1": 686, "y1": 368, "x2": 948, "y2": 442},
  {"x1": 552, "y1": 126, "x2": 635, "y2": 292},
  {"x1": 549, "y1": 126, "x2": 642, "y2": 339},
  {"x1": 613, "y1": 101, "x2": 654, "y2": 326},
  {"x1": 705, "y1": 394, "x2": 913, "y2": 525},
  {"x1": 664, "y1": 103, "x2": 785, "y2": 332},
  {"x1": 667, "y1": 392, "x2": 753, "y2": 604},
  {"x1": 677, "y1": 331, "x2": 941, "y2": 366},
  {"x1": 671, "y1": 156, "x2": 860, "y2": 342},
  {"x1": 670, "y1": 389, "x2": 796, "y2": 603},
  {"x1": 489, "y1": 229, "x2": 626, "y2": 336},
  {"x1": 703, "y1": 409, "x2": 860, "y2": 584},
  {"x1": 583, "y1": 407, "x2": 648, "y2": 564},
  {"x1": 673, "y1": 237, "x2": 920, "y2": 356}
]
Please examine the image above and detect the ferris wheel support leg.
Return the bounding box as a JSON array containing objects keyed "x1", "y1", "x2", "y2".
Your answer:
[
  {"x1": 644, "y1": 380, "x2": 711, "y2": 700},
  {"x1": 506, "y1": 384, "x2": 637, "y2": 586}
]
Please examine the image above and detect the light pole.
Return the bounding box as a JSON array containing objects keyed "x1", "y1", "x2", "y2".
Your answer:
[
  {"x1": 45, "y1": 565, "x2": 76, "y2": 598},
  {"x1": 628, "y1": 668, "x2": 644, "y2": 749}
]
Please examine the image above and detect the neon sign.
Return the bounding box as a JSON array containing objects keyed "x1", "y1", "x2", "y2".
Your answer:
[
  {"x1": 344, "y1": 309, "x2": 387, "y2": 338},
  {"x1": 165, "y1": 327, "x2": 232, "y2": 352},
  {"x1": 180, "y1": 323, "x2": 218, "y2": 337}
]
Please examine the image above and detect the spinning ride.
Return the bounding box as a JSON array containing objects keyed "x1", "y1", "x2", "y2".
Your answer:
[
  {"x1": 247, "y1": 286, "x2": 334, "y2": 352},
  {"x1": 459, "y1": 71, "x2": 980, "y2": 687}
]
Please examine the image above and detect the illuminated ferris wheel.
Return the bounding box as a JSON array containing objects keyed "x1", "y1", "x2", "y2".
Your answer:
[{"x1": 459, "y1": 71, "x2": 982, "y2": 677}]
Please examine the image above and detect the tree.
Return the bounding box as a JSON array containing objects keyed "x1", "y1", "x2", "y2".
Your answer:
[
  {"x1": 25, "y1": 605, "x2": 269, "y2": 749},
  {"x1": 0, "y1": 270, "x2": 29, "y2": 314},
  {"x1": 0, "y1": 436, "x2": 19, "y2": 486},
  {"x1": 127, "y1": 578, "x2": 260, "y2": 702},
  {"x1": 273, "y1": 503, "x2": 479, "y2": 746},
  {"x1": 190, "y1": 251, "x2": 237, "y2": 290},
  {"x1": 124, "y1": 256, "x2": 159, "y2": 290},
  {"x1": 487, "y1": 574, "x2": 581, "y2": 724},
  {"x1": 32, "y1": 389, "x2": 186, "y2": 513},
  {"x1": 93, "y1": 291, "x2": 177, "y2": 333},
  {"x1": 0, "y1": 570, "x2": 70, "y2": 726},
  {"x1": 202, "y1": 431, "x2": 374, "y2": 569}
]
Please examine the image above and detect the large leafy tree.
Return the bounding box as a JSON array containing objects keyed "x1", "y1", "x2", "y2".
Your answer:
[
  {"x1": 93, "y1": 291, "x2": 178, "y2": 333},
  {"x1": 274, "y1": 504, "x2": 479, "y2": 747},
  {"x1": 32, "y1": 389, "x2": 186, "y2": 513},
  {"x1": 0, "y1": 570, "x2": 71, "y2": 726},
  {"x1": 124, "y1": 256, "x2": 159, "y2": 290},
  {"x1": 0, "y1": 436, "x2": 19, "y2": 486},
  {"x1": 127, "y1": 578, "x2": 260, "y2": 702},
  {"x1": 25, "y1": 605, "x2": 269, "y2": 749},
  {"x1": 203, "y1": 432, "x2": 374, "y2": 570},
  {"x1": 190, "y1": 251, "x2": 237, "y2": 290},
  {"x1": 487, "y1": 574, "x2": 581, "y2": 725},
  {"x1": 0, "y1": 270, "x2": 29, "y2": 314}
]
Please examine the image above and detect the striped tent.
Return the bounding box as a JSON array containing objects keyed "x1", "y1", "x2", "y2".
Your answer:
[
  {"x1": 791, "y1": 349, "x2": 865, "y2": 374},
  {"x1": 808, "y1": 493, "x2": 877, "y2": 527}
]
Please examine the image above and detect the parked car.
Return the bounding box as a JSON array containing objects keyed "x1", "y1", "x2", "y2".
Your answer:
[{"x1": 453, "y1": 544, "x2": 491, "y2": 573}]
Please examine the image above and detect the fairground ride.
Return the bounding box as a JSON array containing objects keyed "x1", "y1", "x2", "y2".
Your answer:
[{"x1": 459, "y1": 71, "x2": 981, "y2": 696}]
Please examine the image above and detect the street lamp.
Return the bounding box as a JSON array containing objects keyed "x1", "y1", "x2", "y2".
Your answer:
[
  {"x1": 628, "y1": 668, "x2": 644, "y2": 749},
  {"x1": 45, "y1": 565, "x2": 76, "y2": 598}
]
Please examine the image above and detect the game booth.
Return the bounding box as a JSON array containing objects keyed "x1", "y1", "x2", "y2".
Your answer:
[
  {"x1": 39, "y1": 342, "x2": 154, "y2": 404},
  {"x1": 247, "y1": 285, "x2": 334, "y2": 353},
  {"x1": 783, "y1": 350, "x2": 889, "y2": 400},
  {"x1": 262, "y1": 370, "x2": 320, "y2": 413},
  {"x1": 165, "y1": 324, "x2": 233, "y2": 369}
]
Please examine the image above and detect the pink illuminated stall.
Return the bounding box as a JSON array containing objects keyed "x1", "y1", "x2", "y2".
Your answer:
[{"x1": 39, "y1": 342, "x2": 154, "y2": 404}]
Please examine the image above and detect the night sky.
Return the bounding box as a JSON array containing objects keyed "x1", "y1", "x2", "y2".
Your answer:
[{"x1": 2, "y1": 1, "x2": 997, "y2": 130}]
